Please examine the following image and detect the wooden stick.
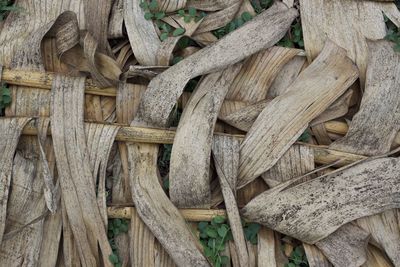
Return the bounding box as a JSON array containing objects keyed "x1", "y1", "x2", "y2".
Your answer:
[
  {"x1": 2, "y1": 68, "x2": 117, "y2": 96},
  {"x1": 107, "y1": 207, "x2": 227, "y2": 221}
]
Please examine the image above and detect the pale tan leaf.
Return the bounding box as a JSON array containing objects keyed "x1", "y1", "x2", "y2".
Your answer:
[
  {"x1": 241, "y1": 156, "x2": 400, "y2": 244},
  {"x1": 300, "y1": 0, "x2": 395, "y2": 86},
  {"x1": 134, "y1": 2, "x2": 298, "y2": 127},
  {"x1": 316, "y1": 224, "x2": 369, "y2": 267},
  {"x1": 225, "y1": 46, "x2": 301, "y2": 103},
  {"x1": 238, "y1": 41, "x2": 358, "y2": 187},
  {"x1": 213, "y1": 136, "x2": 249, "y2": 267},
  {"x1": 330, "y1": 40, "x2": 400, "y2": 156},
  {"x1": 127, "y1": 143, "x2": 210, "y2": 266},
  {"x1": 124, "y1": 0, "x2": 162, "y2": 65},
  {"x1": 303, "y1": 244, "x2": 332, "y2": 267},
  {"x1": 0, "y1": 117, "x2": 32, "y2": 244},
  {"x1": 170, "y1": 65, "x2": 242, "y2": 208}
]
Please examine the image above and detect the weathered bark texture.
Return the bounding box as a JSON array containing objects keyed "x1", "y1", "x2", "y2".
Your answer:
[
  {"x1": 242, "y1": 157, "x2": 400, "y2": 244},
  {"x1": 133, "y1": 2, "x2": 298, "y2": 127},
  {"x1": 238, "y1": 41, "x2": 358, "y2": 187},
  {"x1": 170, "y1": 65, "x2": 242, "y2": 208}
]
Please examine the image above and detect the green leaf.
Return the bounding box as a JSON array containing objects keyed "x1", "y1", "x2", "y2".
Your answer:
[
  {"x1": 183, "y1": 15, "x2": 191, "y2": 23},
  {"x1": 139, "y1": 1, "x2": 148, "y2": 9},
  {"x1": 294, "y1": 28, "x2": 301, "y2": 36},
  {"x1": 115, "y1": 264, "x2": 122, "y2": 267},
  {"x1": 217, "y1": 225, "x2": 229, "y2": 237},
  {"x1": 155, "y1": 11, "x2": 165, "y2": 20},
  {"x1": 144, "y1": 12, "x2": 154, "y2": 20},
  {"x1": 160, "y1": 23, "x2": 171, "y2": 33},
  {"x1": 241, "y1": 12, "x2": 253, "y2": 22},
  {"x1": 178, "y1": 9, "x2": 185, "y2": 16},
  {"x1": 2, "y1": 94, "x2": 11, "y2": 104},
  {"x1": 109, "y1": 253, "x2": 119, "y2": 264},
  {"x1": 198, "y1": 221, "x2": 208, "y2": 231},
  {"x1": 217, "y1": 243, "x2": 225, "y2": 251},
  {"x1": 149, "y1": 0, "x2": 158, "y2": 10},
  {"x1": 113, "y1": 227, "x2": 120, "y2": 236},
  {"x1": 235, "y1": 18, "x2": 244, "y2": 28},
  {"x1": 177, "y1": 36, "x2": 190, "y2": 49},
  {"x1": 188, "y1": 7, "x2": 197, "y2": 17},
  {"x1": 294, "y1": 246, "x2": 305, "y2": 257},
  {"x1": 250, "y1": 235, "x2": 258, "y2": 245},
  {"x1": 172, "y1": 56, "x2": 183, "y2": 65},
  {"x1": 226, "y1": 22, "x2": 236, "y2": 33},
  {"x1": 212, "y1": 216, "x2": 226, "y2": 224},
  {"x1": 220, "y1": 256, "x2": 229, "y2": 265},
  {"x1": 205, "y1": 227, "x2": 218, "y2": 238},
  {"x1": 298, "y1": 130, "x2": 311, "y2": 142},
  {"x1": 160, "y1": 32, "x2": 169, "y2": 41},
  {"x1": 119, "y1": 224, "x2": 129, "y2": 233},
  {"x1": 114, "y1": 219, "x2": 122, "y2": 227},
  {"x1": 172, "y1": 27, "x2": 185, "y2": 36},
  {"x1": 204, "y1": 246, "x2": 213, "y2": 257}
]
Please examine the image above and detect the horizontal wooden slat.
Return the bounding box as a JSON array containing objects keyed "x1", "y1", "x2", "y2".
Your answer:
[{"x1": 107, "y1": 207, "x2": 227, "y2": 221}]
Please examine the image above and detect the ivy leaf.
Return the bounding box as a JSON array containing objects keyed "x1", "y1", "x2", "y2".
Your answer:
[
  {"x1": 120, "y1": 224, "x2": 129, "y2": 233},
  {"x1": 149, "y1": 0, "x2": 158, "y2": 10},
  {"x1": 160, "y1": 32, "x2": 169, "y2": 41},
  {"x1": 144, "y1": 12, "x2": 154, "y2": 20},
  {"x1": 217, "y1": 225, "x2": 229, "y2": 237},
  {"x1": 205, "y1": 226, "x2": 218, "y2": 238},
  {"x1": 226, "y1": 21, "x2": 236, "y2": 33},
  {"x1": 172, "y1": 27, "x2": 185, "y2": 36},
  {"x1": 198, "y1": 221, "x2": 208, "y2": 231},
  {"x1": 235, "y1": 18, "x2": 244, "y2": 28},
  {"x1": 160, "y1": 23, "x2": 171, "y2": 33},
  {"x1": 183, "y1": 15, "x2": 191, "y2": 23},
  {"x1": 139, "y1": 1, "x2": 148, "y2": 9},
  {"x1": 172, "y1": 56, "x2": 183, "y2": 65},
  {"x1": 188, "y1": 7, "x2": 197, "y2": 17},
  {"x1": 212, "y1": 216, "x2": 226, "y2": 224},
  {"x1": 114, "y1": 219, "x2": 122, "y2": 227},
  {"x1": 178, "y1": 9, "x2": 185, "y2": 16},
  {"x1": 109, "y1": 253, "x2": 119, "y2": 264},
  {"x1": 220, "y1": 256, "x2": 229, "y2": 265},
  {"x1": 241, "y1": 12, "x2": 253, "y2": 22},
  {"x1": 2, "y1": 94, "x2": 11, "y2": 104},
  {"x1": 155, "y1": 11, "x2": 165, "y2": 20},
  {"x1": 204, "y1": 246, "x2": 213, "y2": 257}
]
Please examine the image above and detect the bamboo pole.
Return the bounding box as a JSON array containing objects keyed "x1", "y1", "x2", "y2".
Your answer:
[{"x1": 107, "y1": 207, "x2": 227, "y2": 221}]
